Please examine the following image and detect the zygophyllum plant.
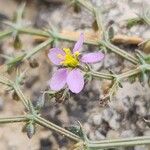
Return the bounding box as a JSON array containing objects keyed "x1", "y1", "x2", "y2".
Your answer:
[{"x1": 0, "y1": 0, "x2": 150, "y2": 149}]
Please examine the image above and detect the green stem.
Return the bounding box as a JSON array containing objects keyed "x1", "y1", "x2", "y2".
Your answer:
[
  {"x1": 117, "y1": 67, "x2": 140, "y2": 79},
  {"x1": 118, "y1": 64, "x2": 150, "y2": 80},
  {"x1": 76, "y1": 0, "x2": 116, "y2": 14},
  {"x1": 0, "y1": 75, "x2": 29, "y2": 109},
  {"x1": 142, "y1": 8, "x2": 150, "y2": 26},
  {"x1": 89, "y1": 64, "x2": 150, "y2": 81},
  {"x1": 0, "y1": 75, "x2": 12, "y2": 86},
  {"x1": 0, "y1": 28, "x2": 139, "y2": 64},
  {"x1": 24, "y1": 28, "x2": 138, "y2": 64},
  {"x1": 16, "y1": 2, "x2": 26, "y2": 27},
  {"x1": 34, "y1": 115, "x2": 81, "y2": 142},
  {"x1": 0, "y1": 29, "x2": 13, "y2": 40},
  {"x1": 76, "y1": 0, "x2": 94, "y2": 12},
  {"x1": 0, "y1": 116, "x2": 27, "y2": 124},
  {"x1": 100, "y1": 41, "x2": 139, "y2": 65},
  {"x1": 19, "y1": 28, "x2": 49, "y2": 37},
  {"x1": 87, "y1": 136, "x2": 150, "y2": 149},
  {"x1": 94, "y1": 8, "x2": 104, "y2": 36},
  {"x1": 88, "y1": 71, "x2": 114, "y2": 80},
  {"x1": 24, "y1": 38, "x2": 53, "y2": 59},
  {"x1": 0, "y1": 74, "x2": 81, "y2": 142},
  {"x1": 13, "y1": 83, "x2": 29, "y2": 109},
  {"x1": 79, "y1": 0, "x2": 139, "y2": 65},
  {"x1": 89, "y1": 135, "x2": 150, "y2": 144}
]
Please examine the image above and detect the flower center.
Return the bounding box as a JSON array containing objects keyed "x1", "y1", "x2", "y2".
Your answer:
[{"x1": 58, "y1": 48, "x2": 80, "y2": 68}]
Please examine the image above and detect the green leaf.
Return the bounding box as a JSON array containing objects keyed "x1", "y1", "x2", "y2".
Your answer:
[
  {"x1": 126, "y1": 17, "x2": 143, "y2": 29},
  {"x1": 108, "y1": 26, "x2": 114, "y2": 40},
  {"x1": 26, "y1": 122, "x2": 36, "y2": 139}
]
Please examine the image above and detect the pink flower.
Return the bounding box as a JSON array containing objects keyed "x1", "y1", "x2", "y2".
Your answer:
[{"x1": 48, "y1": 33, "x2": 104, "y2": 93}]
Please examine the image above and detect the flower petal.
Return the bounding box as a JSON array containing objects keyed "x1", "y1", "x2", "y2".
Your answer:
[
  {"x1": 49, "y1": 68, "x2": 68, "y2": 91},
  {"x1": 80, "y1": 52, "x2": 104, "y2": 63},
  {"x1": 73, "y1": 33, "x2": 84, "y2": 53},
  {"x1": 67, "y1": 69, "x2": 84, "y2": 93},
  {"x1": 48, "y1": 48, "x2": 65, "y2": 65}
]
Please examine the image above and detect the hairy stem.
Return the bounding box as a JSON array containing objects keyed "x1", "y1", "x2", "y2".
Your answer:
[
  {"x1": 0, "y1": 116, "x2": 27, "y2": 124},
  {"x1": 88, "y1": 136, "x2": 150, "y2": 149},
  {"x1": 0, "y1": 29, "x2": 13, "y2": 40},
  {"x1": 76, "y1": 0, "x2": 95, "y2": 12},
  {"x1": 0, "y1": 74, "x2": 81, "y2": 142},
  {"x1": 88, "y1": 71, "x2": 114, "y2": 80},
  {"x1": 0, "y1": 75, "x2": 12, "y2": 86},
  {"x1": 24, "y1": 38, "x2": 53, "y2": 59},
  {"x1": 13, "y1": 83, "x2": 29, "y2": 109},
  {"x1": 0, "y1": 28, "x2": 139, "y2": 64},
  {"x1": 34, "y1": 115, "x2": 81, "y2": 142},
  {"x1": 100, "y1": 40, "x2": 139, "y2": 64}
]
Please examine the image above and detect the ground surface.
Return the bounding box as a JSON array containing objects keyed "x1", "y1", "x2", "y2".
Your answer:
[{"x1": 0, "y1": 0, "x2": 150, "y2": 150}]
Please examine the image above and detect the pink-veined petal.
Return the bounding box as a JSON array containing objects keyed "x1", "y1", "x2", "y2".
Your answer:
[
  {"x1": 49, "y1": 68, "x2": 68, "y2": 91},
  {"x1": 48, "y1": 48, "x2": 65, "y2": 65},
  {"x1": 80, "y1": 52, "x2": 104, "y2": 63},
  {"x1": 73, "y1": 33, "x2": 84, "y2": 53},
  {"x1": 67, "y1": 69, "x2": 84, "y2": 93}
]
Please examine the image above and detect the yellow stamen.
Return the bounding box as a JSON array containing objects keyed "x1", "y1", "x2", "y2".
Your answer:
[
  {"x1": 58, "y1": 48, "x2": 80, "y2": 68},
  {"x1": 74, "y1": 51, "x2": 80, "y2": 58},
  {"x1": 63, "y1": 48, "x2": 71, "y2": 55}
]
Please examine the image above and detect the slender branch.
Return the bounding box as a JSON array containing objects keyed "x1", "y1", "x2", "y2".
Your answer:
[
  {"x1": 142, "y1": 7, "x2": 150, "y2": 26},
  {"x1": 76, "y1": 0, "x2": 94, "y2": 12},
  {"x1": 19, "y1": 28, "x2": 49, "y2": 37},
  {"x1": 34, "y1": 115, "x2": 81, "y2": 142},
  {"x1": 0, "y1": 29, "x2": 13, "y2": 40},
  {"x1": 13, "y1": 83, "x2": 29, "y2": 109},
  {"x1": 100, "y1": 40, "x2": 139, "y2": 64},
  {"x1": 94, "y1": 8, "x2": 104, "y2": 36},
  {"x1": 0, "y1": 116, "x2": 27, "y2": 124},
  {"x1": 88, "y1": 136, "x2": 150, "y2": 149},
  {"x1": 0, "y1": 27, "x2": 139, "y2": 64},
  {"x1": 90, "y1": 0, "x2": 138, "y2": 65},
  {"x1": 89, "y1": 135, "x2": 150, "y2": 144},
  {"x1": 88, "y1": 71, "x2": 114, "y2": 80},
  {"x1": 89, "y1": 64, "x2": 150, "y2": 81},
  {"x1": 0, "y1": 74, "x2": 29, "y2": 109},
  {"x1": 0, "y1": 73, "x2": 80, "y2": 143},
  {"x1": 21, "y1": 28, "x2": 139, "y2": 64},
  {"x1": 0, "y1": 75, "x2": 12, "y2": 86},
  {"x1": 117, "y1": 67, "x2": 141, "y2": 79},
  {"x1": 24, "y1": 38, "x2": 53, "y2": 59}
]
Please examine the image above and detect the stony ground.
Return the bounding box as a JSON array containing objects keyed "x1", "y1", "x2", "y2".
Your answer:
[{"x1": 0, "y1": 0, "x2": 150, "y2": 150}]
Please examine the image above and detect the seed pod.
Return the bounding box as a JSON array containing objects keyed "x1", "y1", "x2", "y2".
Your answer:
[
  {"x1": 29, "y1": 58, "x2": 39, "y2": 68},
  {"x1": 73, "y1": 3, "x2": 81, "y2": 13},
  {"x1": 108, "y1": 26, "x2": 114, "y2": 40},
  {"x1": 26, "y1": 122, "x2": 35, "y2": 139},
  {"x1": 101, "y1": 80, "x2": 112, "y2": 94},
  {"x1": 55, "y1": 90, "x2": 66, "y2": 103},
  {"x1": 92, "y1": 20, "x2": 98, "y2": 31},
  {"x1": 143, "y1": 40, "x2": 150, "y2": 54},
  {"x1": 13, "y1": 35, "x2": 22, "y2": 50},
  {"x1": 12, "y1": 91, "x2": 20, "y2": 101}
]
